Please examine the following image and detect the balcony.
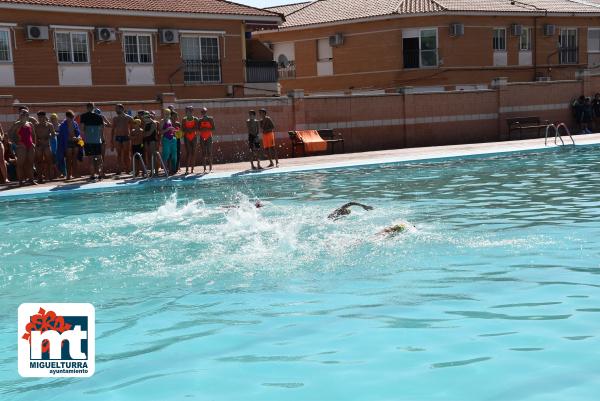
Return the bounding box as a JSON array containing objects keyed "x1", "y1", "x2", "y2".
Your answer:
[
  {"x1": 278, "y1": 61, "x2": 296, "y2": 79},
  {"x1": 245, "y1": 60, "x2": 278, "y2": 83}
]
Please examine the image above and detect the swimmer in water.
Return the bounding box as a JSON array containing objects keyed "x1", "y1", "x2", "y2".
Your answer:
[
  {"x1": 378, "y1": 221, "x2": 416, "y2": 237},
  {"x1": 328, "y1": 202, "x2": 373, "y2": 220},
  {"x1": 221, "y1": 201, "x2": 265, "y2": 210}
]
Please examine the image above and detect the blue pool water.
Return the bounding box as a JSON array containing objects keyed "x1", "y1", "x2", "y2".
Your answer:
[{"x1": 1, "y1": 146, "x2": 600, "y2": 400}]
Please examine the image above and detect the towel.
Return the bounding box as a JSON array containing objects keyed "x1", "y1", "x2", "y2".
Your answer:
[{"x1": 295, "y1": 130, "x2": 327, "y2": 153}]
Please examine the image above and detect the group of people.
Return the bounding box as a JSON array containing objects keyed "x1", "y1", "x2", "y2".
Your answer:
[
  {"x1": 0, "y1": 103, "x2": 280, "y2": 186},
  {"x1": 572, "y1": 94, "x2": 600, "y2": 134}
]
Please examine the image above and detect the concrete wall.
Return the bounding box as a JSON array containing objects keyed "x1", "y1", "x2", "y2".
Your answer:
[{"x1": 2, "y1": 74, "x2": 598, "y2": 172}]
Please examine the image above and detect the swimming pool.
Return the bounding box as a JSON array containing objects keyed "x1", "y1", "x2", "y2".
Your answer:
[{"x1": 1, "y1": 145, "x2": 600, "y2": 400}]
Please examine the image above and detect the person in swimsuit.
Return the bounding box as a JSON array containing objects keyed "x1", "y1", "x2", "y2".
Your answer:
[
  {"x1": 8, "y1": 108, "x2": 36, "y2": 185},
  {"x1": 57, "y1": 110, "x2": 82, "y2": 181},
  {"x1": 49, "y1": 113, "x2": 64, "y2": 178},
  {"x1": 167, "y1": 105, "x2": 181, "y2": 171},
  {"x1": 111, "y1": 103, "x2": 133, "y2": 175},
  {"x1": 34, "y1": 111, "x2": 55, "y2": 183},
  {"x1": 0, "y1": 123, "x2": 8, "y2": 184},
  {"x1": 259, "y1": 108, "x2": 278, "y2": 167},
  {"x1": 80, "y1": 103, "x2": 106, "y2": 181},
  {"x1": 130, "y1": 118, "x2": 145, "y2": 177},
  {"x1": 95, "y1": 108, "x2": 111, "y2": 179},
  {"x1": 182, "y1": 106, "x2": 198, "y2": 175},
  {"x1": 198, "y1": 107, "x2": 215, "y2": 173},
  {"x1": 246, "y1": 110, "x2": 263, "y2": 170},
  {"x1": 142, "y1": 112, "x2": 159, "y2": 176},
  {"x1": 160, "y1": 109, "x2": 177, "y2": 175},
  {"x1": 378, "y1": 222, "x2": 416, "y2": 237},
  {"x1": 328, "y1": 202, "x2": 374, "y2": 220}
]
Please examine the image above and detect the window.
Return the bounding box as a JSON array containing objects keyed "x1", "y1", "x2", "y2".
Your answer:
[
  {"x1": 124, "y1": 34, "x2": 152, "y2": 64},
  {"x1": 520, "y1": 27, "x2": 532, "y2": 51},
  {"x1": 420, "y1": 29, "x2": 437, "y2": 67},
  {"x1": 316, "y1": 38, "x2": 333, "y2": 76},
  {"x1": 181, "y1": 36, "x2": 220, "y2": 83},
  {"x1": 588, "y1": 28, "x2": 600, "y2": 53},
  {"x1": 0, "y1": 29, "x2": 11, "y2": 62},
  {"x1": 403, "y1": 28, "x2": 438, "y2": 69},
  {"x1": 493, "y1": 28, "x2": 506, "y2": 51},
  {"x1": 559, "y1": 28, "x2": 578, "y2": 64},
  {"x1": 317, "y1": 38, "x2": 332, "y2": 61},
  {"x1": 55, "y1": 31, "x2": 89, "y2": 63}
]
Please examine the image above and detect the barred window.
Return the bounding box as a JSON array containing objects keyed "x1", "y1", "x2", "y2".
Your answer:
[
  {"x1": 55, "y1": 31, "x2": 89, "y2": 63},
  {"x1": 181, "y1": 36, "x2": 221, "y2": 83},
  {"x1": 0, "y1": 29, "x2": 11, "y2": 62},
  {"x1": 124, "y1": 34, "x2": 152, "y2": 64},
  {"x1": 493, "y1": 28, "x2": 506, "y2": 51}
]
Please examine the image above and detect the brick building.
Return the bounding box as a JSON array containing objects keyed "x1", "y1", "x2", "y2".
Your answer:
[
  {"x1": 255, "y1": 0, "x2": 600, "y2": 94},
  {"x1": 0, "y1": 0, "x2": 283, "y2": 103}
]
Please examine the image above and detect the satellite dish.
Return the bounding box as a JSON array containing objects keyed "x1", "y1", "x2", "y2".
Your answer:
[{"x1": 277, "y1": 54, "x2": 289, "y2": 68}]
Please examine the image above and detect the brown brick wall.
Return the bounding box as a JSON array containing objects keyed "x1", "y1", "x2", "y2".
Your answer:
[
  {"x1": 0, "y1": 8, "x2": 246, "y2": 103},
  {"x1": 2, "y1": 75, "x2": 597, "y2": 172},
  {"x1": 257, "y1": 15, "x2": 600, "y2": 94}
]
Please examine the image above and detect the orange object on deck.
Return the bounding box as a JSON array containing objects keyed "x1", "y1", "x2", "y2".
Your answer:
[{"x1": 295, "y1": 130, "x2": 327, "y2": 153}]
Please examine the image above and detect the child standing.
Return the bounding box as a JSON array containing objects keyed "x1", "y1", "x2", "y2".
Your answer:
[
  {"x1": 247, "y1": 110, "x2": 262, "y2": 170},
  {"x1": 259, "y1": 108, "x2": 278, "y2": 167}
]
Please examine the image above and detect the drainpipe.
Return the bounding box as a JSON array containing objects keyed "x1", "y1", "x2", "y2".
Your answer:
[{"x1": 534, "y1": 16, "x2": 538, "y2": 80}]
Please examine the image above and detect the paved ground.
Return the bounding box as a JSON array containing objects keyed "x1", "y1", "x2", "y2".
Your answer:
[{"x1": 2, "y1": 133, "x2": 599, "y2": 199}]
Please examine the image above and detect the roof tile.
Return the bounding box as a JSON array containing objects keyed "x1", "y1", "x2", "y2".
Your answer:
[
  {"x1": 276, "y1": 0, "x2": 600, "y2": 29},
  {"x1": 0, "y1": 0, "x2": 279, "y2": 17}
]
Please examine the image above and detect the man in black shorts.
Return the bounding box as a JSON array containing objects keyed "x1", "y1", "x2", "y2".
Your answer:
[
  {"x1": 246, "y1": 110, "x2": 262, "y2": 170},
  {"x1": 80, "y1": 102, "x2": 106, "y2": 180}
]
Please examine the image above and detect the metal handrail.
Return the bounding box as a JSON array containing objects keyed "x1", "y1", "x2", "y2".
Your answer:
[
  {"x1": 153, "y1": 151, "x2": 169, "y2": 178},
  {"x1": 545, "y1": 123, "x2": 575, "y2": 146},
  {"x1": 556, "y1": 123, "x2": 575, "y2": 145},
  {"x1": 132, "y1": 152, "x2": 148, "y2": 178}
]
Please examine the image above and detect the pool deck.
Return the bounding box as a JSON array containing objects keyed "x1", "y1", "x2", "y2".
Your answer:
[{"x1": 2, "y1": 133, "x2": 600, "y2": 199}]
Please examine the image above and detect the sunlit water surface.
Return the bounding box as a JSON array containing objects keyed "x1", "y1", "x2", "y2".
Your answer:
[{"x1": 1, "y1": 147, "x2": 600, "y2": 400}]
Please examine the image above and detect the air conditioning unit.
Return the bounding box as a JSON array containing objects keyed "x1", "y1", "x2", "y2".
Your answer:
[
  {"x1": 537, "y1": 76, "x2": 552, "y2": 82},
  {"x1": 450, "y1": 23, "x2": 464, "y2": 37},
  {"x1": 544, "y1": 24, "x2": 556, "y2": 36},
  {"x1": 160, "y1": 29, "x2": 179, "y2": 44},
  {"x1": 328, "y1": 33, "x2": 343, "y2": 47},
  {"x1": 96, "y1": 27, "x2": 116, "y2": 42},
  {"x1": 511, "y1": 24, "x2": 523, "y2": 36},
  {"x1": 26, "y1": 25, "x2": 49, "y2": 40}
]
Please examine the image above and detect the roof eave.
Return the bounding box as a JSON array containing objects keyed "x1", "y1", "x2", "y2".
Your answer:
[
  {"x1": 0, "y1": 3, "x2": 284, "y2": 23},
  {"x1": 254, "y1": 10, "x2": 600, "y2": 34}
]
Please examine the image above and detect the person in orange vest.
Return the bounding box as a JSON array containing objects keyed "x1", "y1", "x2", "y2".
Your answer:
[{"x1": 198, "y1": 107, "x2": 215, "y2": 173}]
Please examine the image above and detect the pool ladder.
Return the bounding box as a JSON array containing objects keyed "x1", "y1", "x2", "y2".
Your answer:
[
  {"x1": 131, "y1": 152, "x2": 148, "y2": 178},
  {"x1": 545, "y1": 123, "x2": 575, "y2": 146},
  {"x1": 152, "y1": 151, "x2": 170, "y2": 178}
]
